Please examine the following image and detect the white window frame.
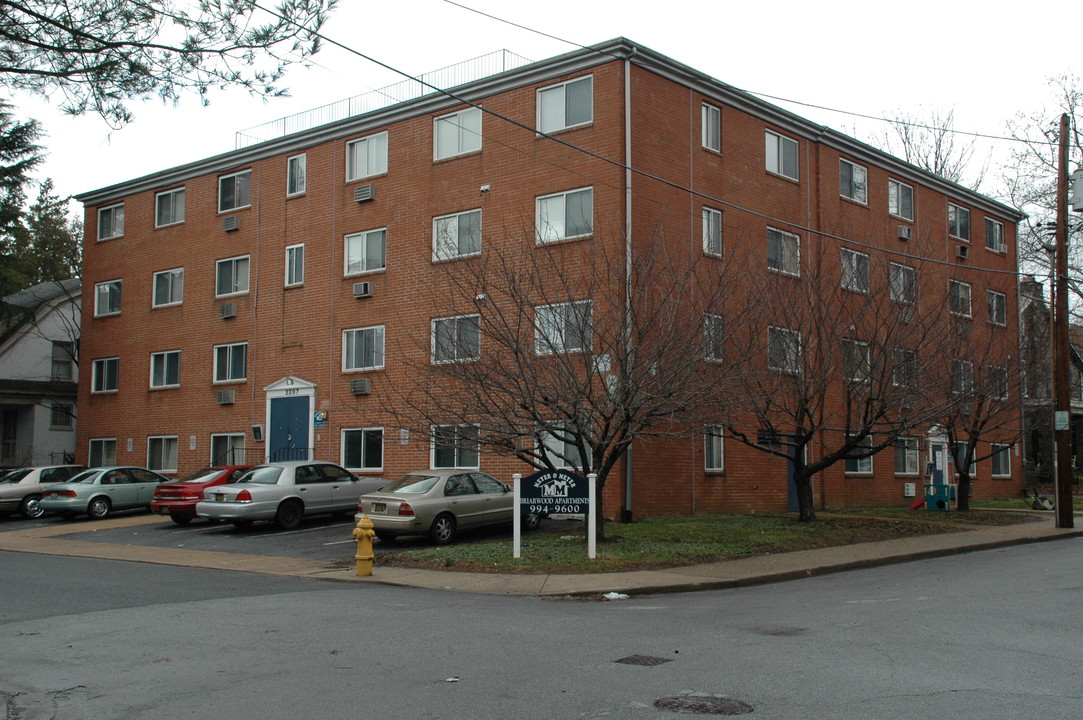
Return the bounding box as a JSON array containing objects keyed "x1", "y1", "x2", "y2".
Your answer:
[
  {"x1": 768, "y1": 326, "x2": 801, "y2": 374},
  {"x1": 91, "y1": 357, "x2": 119, "y2": 393},
  {"x1": 839, "y1": 158, "x2": 867, "y2": 204},
  {"x1": 287, "y1": 154, "x2": 307, "y2": 196},
  {"x1": 767, "y1": 227, "x2": 800, "y2": 276},
  {"x1": 765, "y1": 130, "x2": 799, "y2": 180},
  {"x1": 215, "y1": 255, "x2": 250, "y2": 297},
  {"x1": 702, "y1": 103, "x2": 721, "y2": 152},
  {"x1": 840, "y1": 248, "x2": 870, "y2": 293},
  {"x1": 949, "y1": 279, "x2": 972, "y2": 318},
  {"x1": 431, "y1": 423, "x2": 480, "y2": 469},
  {"x1": 51, "y1": 341, "x2": 74, "y2": 380},
  {"x1": 537, "y1": 75, "x2": 593, "y2": 134},
  {"x1": 50, "y1": 402, "x2": 74, "y2": 430},
  {"x1": 285, "y1": 243, "x2": 305, "y2": 287},
  {"x1": 94, "y1": 279, "x2": 122, "y2": 317},
  {"x1": 432, "y1": 314, "x2": 481, "y2": 364},
  {"x1": 888, "y1": 179, "x2": 914, "y2": 221},
  {"x1": 147, "y1": 435, "x2": 179, "y2": 473},
  {"x1": 537, "y1": 420, "x2": 587, "y2": 471},
  {"x1": 704, "y1": 313, "x2": 725, "y2": 361},
  {"x1": 97, "y1": 203, "x2": 124, "y2": 240},
  {"x1": 988, "y1": 364, "x2": 1009, "y2": 400},
  {"x1": 702, "y1": 207, "x2": 722, "y2": 257},
  {"x1": 845, "y1": 434, "x2": 873, "y2": 474},
  {"x1": 342, "y1": 326, "x2": 385, "y2": 372},
  {"x1": 433, "y1": 209, "x2": 482, "y2": 261},
  {"x1": 341, "y1": 427, "x2": 384, "y2": 472},
  {"x1": 892, "y1": 347, "x2": 917, "y2": 388},
  {"x1": 218, "y1": 170, "x2": 252, "y2": 213},
  {"x1": 346, "y1": 131, "x2": 388, "y2": 181},
  {"x1": 985, "y1": 217, "x2": 1005, "y2": 252},
  {"x1": 89, "y1": 438, "x2": 117, "y2": 467},
  {"x1": 948, "y1": 202, "x2": 970, "y2": 241},
  {"x1": 843, "y1": 339, "x2": 871, "y2": 384},
  {"x1": 150, "y1": 350, "x2": 180, "y2": 389},
  {"x1": 536, "y1": 187, "x2": 593, "y2": 243},
  {"x1": 705, "y1": 425, "x2": 725, "y2": 471},
  {"x1": 953, "y1": 442, "x2": 977, "y2": 476},
  {"x1": 889, "y1": 262, "x2": 916, "y2": 305},
  {"x1": 210, "y1": 433, "x2": 247, "y2": 465},
  {"x1": 986, "y1": 289, "x2": 1006, "y2": 326},
  {"x1": 344, "y1": 228, "x2": 386, "y2": 276},
  {"x1": 952, "y1": 358, "x2": 974, "y2": 395},
  {"x1": 434, "y1": 107, "x2": 482, "y2": 160},
  {"x1": 991, "y1": 443, "x2": 1011, "y2": 477},
  {"x1": 152, "y1": 268, "x2": 184, "y2": 307},
  {"x1": 894, "y1": 437, "x2": 920, "y2": 475},
  {"x1": 155, "y1": 188, "x2": 185, "y2": 228},
  {"x1": 535, "y1": 300, "x2": 592, "y2": 355},
  {"x1": 213, "y1": 342, "x2": 247, "y2": 383}
]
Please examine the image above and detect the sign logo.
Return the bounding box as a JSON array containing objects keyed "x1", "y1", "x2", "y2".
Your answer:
[{"x1": 520, "y1": 469, "x2": 588, "y2": 515}]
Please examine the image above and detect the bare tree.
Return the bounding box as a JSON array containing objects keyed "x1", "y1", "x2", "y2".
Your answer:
[{"x1": 871, "y1": 108, "x2": 989, "y2": 191}]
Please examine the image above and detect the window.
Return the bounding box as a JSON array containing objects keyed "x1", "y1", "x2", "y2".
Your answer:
[
  {"x1": 991, "y1": 443, "x2": 1011, "y2": 477},
  {"x1": 285, "y1": 244, "x2": 304, "y2": 287},
  {"x1": 840, "y1": 248, "x2": 870, "y2": 292},
  {"x1": 213, "y1": 343, "x2": 247, "y2": 382},
  {"x1": 985, "y1": 218, "x2": 1005, "y2": 252},
  {"x1": 702, "y1": 207, "x2": 722, "y2": 257},
  {"x1": 434, "y1": 107, "x2": 481, "y2": 160},
  {"x1": 50, "y1": 403, "x2": 74, "y2": 429},
  {"x1": 342, "y1": 427, "x2": 383, "y2": 471},
  {"x1": 538, "y1": 75, "x2": 592, "y2": 133},
  {"x1": 211, "y1": 433, "x2": 246, "y2": 465},
  {"x1": 888, "y1": 179, "x2": 914, "y2": 221},
  {"x1": 953, "y1": 441, "x2": 976, "y2": 476},
  {"x1": 433, "y1": 209, "x2": 482, "y2": 261},
  {"x1": 949, "y1": 280, "x2": 972, "y2": 317},
  {"x1": 705, "y1": 425, "x2": 725, "y2": 471},
  {"x1": 432, "y1": 423, "x2": 480, "y2": 468},
  {"x1": 843, "y1": 339, "x2": 870, "y2": 383},
  {"x1": 218, "y1": 170, "x2": 252, "y2": 213},
  {"x1": 346, "y1": 131, "x2": 388, "y2": 181},
  {"x1": 150, "y1": 350, "x2": 180, "y2": 388},
  {"x1": 767, "y1": 227, "x2": 800, "y2": 276},
  {"x1": 948, "y1": 202, "x2": 970, "y2": 240},
  {"x1": 765, "y1": 130, "x2": 798, "y2": 180},
  {"x1": 768, "y1": 326, "x2": 801, "y2": 374},
  {"x1": 537, "y1": 420, "x2": 588, "y2": 470},
  {"x1": 987, "y1": 290, "x2": 1006, "y2": 326},
  {"x1": 535, "y1": 300, "x2": 592, "y2": 355},
  {"x1": 704, "y1": 313, "x2": 725, "y2": 361},
  {"x1": 845, "y1": 434, "x2": 873, "y2": 474},
  {"x1": 892, "y1": 347, "x2": 917, "y2": 388},
  {"x1": 988, "y1": 364, "x2": 1009, "y2": 400},
  {"x1": 432, "y1": 314, "x2": 480, "y2": 363},
  {"x1": 147, "y1": 436, "x2": 178, "y2": 473},
  {"x1": 97, "y1": 203, "x2": 124, "y2": 240},
  {"x1": 51, "y1": 341, "x2": 74, "y2": 380},
  {"x1": 153, "y1": 268, "x2": 184, "y2": 307},
  {"x1": 155, "y1": 188, "x2": 185, "y2": 227},
  {"x1": 895, "y1": 437, "x2": 920, "y2": 474},
  {"x1": 92, "y1": 357, "x2": 119, "y2": 393},
  {"x1": 94, "y1": 280, "x2": 122, "y2": 316},
  {"x1": 702, "y1": 103, "x2": 721, "y2": 152},
  {"x1": 951, "y1": 358, "x2": 974, "y2": 394},
  {"x1": 344, "y1": 228, "x2": 386, "y2": 275},
  {"x1": 342, "y1": 326, "x2": 385, "y2": 371},
  {"x1": 216, "y1": 255, "x2": 250, "y2": 297},
  {"x1": 536, "y1": 187, "x2": 593, "y2": 243},
  {"x1": 287, "y1": 154, "x2": 306, "y2": 196},
  {"x1": 839, "y1": 159, "x2": 867, "y2": 204},
  {"x1": 89, "y1": 438, "x2": 116, "y2": 467},
  {"x1": 889, "y1": 263, "x2": 916, "y2": 304}
]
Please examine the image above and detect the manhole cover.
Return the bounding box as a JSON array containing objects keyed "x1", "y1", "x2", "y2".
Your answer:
[
  {"x1": 654, "y1": 694, "x2": 753, "y2": 715},
  {"x1": 614, "y1": 654, "x2": 672, "y2": 666}
]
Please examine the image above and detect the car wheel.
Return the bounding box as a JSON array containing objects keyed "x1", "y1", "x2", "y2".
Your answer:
[
  {"x1": 374, "y1": 530, "x2": 397, "y2": 542},
  {"x1": 170, "y1": 514, "x2": 192, "y2": 526},
  {"x1": 274, "y1": 500, "x2": 303, "y2": 530},
  {"x1": 87, "y1": 497, "x2": 111, "y2": 520},
  {"x1": 429, "y1": 513, "x2": 457, "y2": 545},
  {"x1": 522, "y1": 513, "x2": 542, "y2": 531},
  {"x1": 19, "y1": 495, "x2": 45, "y2": 519},
  {"x1": 230, "y1": 519, "x2": 253, "y2": 530},
  {"x1": 59, "y1": 512, "x2": 76, "y2": 521}
]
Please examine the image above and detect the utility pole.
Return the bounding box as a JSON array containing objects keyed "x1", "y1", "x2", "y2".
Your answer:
[{"x1": 1053, "y1": 113, "x2": 1074, "y2": 528}]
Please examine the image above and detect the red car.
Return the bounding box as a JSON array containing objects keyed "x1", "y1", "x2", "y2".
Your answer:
[{"x1": 150, "y1": 466, "x2": 252, "y2": 525}]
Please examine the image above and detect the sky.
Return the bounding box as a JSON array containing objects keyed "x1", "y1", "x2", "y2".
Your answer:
[{"x1": 10, "y1": 0, "x2": 1081, "y2": 213}]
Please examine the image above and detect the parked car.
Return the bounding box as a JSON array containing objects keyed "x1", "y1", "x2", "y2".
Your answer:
[
  {"x1": 150, "y1": 465, "x2": 253, "y2": 525},
  {"x1": 195, "y1": 461, "x2": 386, "y2": 530},
  {"x1": 39, "y1": 466, "x2": 171, "y2": 520},
  {"x1": 356, "y1": 469, "x2": 541, "y2": 545},
  {"x1": 0, "y1": 465, "x2": 86, "y2": 519}
]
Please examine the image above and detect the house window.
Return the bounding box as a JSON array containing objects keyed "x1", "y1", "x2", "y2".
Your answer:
[
  {"x1": 949, "y1": 280, "x2": 972, "y2": 317},
  {"x1": 155, "y1": 188, "x2": 185, "y2": 227},
  {"x1": 704, "y1": 313, "x2": 725, "y2": 361},
  {"x1": 702, "y1": 103, "x2": 721, "y2": 152},
  {"x1": 434, "y1": 107, "x2": 482, "y2": 160},
  {"x1": 432, "y1": 423, "x2": 480, "y2": 468},
  {"x1": 843, "y1": 339, "x2": 870, "y2": 383},
  {"x1": 285, "y1": 244, "x2": 304, "y2": 287},
  {"x1": 767, "y1": 227, "x2": 800, "y2": 276},
  {"x1": 211, "y1": 433, "x2": 246, "y2": 465},
  {"x1": 840, "y1": 248, "x2": 870, "y2": 292},
  {"x1": 705, "y1": 425, "x2": 725, "y2": 471},
  {"x1": 287, "y1": 154, "x2": 306, "y2": 196},
  {"x1": 218, "y1": 170, "x2": 252, "y2": 213},
  {"x1": 216, "y1": 255, "x2": 250, "y2": 297},
  {"x1": 346, "y1": 131, "x2": 388, "y2": 181},
  {"x1": 342, "y1": 427, "x2": 383, "y2": 471},
  {"x1": 536, "y1": 187, "x2": 593, "y2": 243},
  {"x1": 988, "y1": 364, "x2": 1009, "y2": 400},
  {"x1": 845, "y1": 434, "x2": 873, "y2": 474},
  {"x1": 344, "y1": 228, "x2": 386, "y2": 275},
  {"x1": 889, "y1": 263, "x2": 916, "y2": 304},
  {"x1": 433, "y1": 209, "x2": 482, "y2": 261},
  {"x1": 985, "y1": 218, "x2": 1005, "y2": 252},
  {"x1": 538, "y1": 75, "x2": 592, "y2": 133},
  {"x1": 892, "y1": 347, "x2": 917, "y2": 388},
  {"x1": 765, "y1": 130, "x2": 799, "y2": 180},
  {"x1": 951, "y1": 358, "x2": 974, "y2": 394},
  {"x1": 89, "y1": 438, "x2": 116, "y2": 467},
  {"x1": 991, "y1": 443, "x2": 1011, "y2": 477},
  {"x1": 432, "y1": 314, "x2": 480, "y2": 363},
  {"x1": 342, "y1": 326, "x2": 385, "y2": 371},
  {"x1": 94, "y1": 280, "x2": 122, "y2": 316},
  {"x1": 537, "y1": 420, "x2": 588, "y2": 470},
  {"x1": 153, "y1": 268, "x2": 184, "y2": 307},
  {"x1": 150, "y1": 350, "x2": 180, "y2": 388},
  {"x1": 987, "y1": 290, "x2": 1006, "y2": 326},
  {"x1": 768, "y1": 326, "x2": 801, "y2": 374},
  {"x1": 894, "y1": 437, "x2": 920, "y2": 474},
  {"x1": 51, "y1": 341, "x2": 74, "y2": 380},
  {"x1": 50, "y1": 403, "x2": 74, "y2": 429},
  {"x1": 213, "y1": 343, "x2": 247, "y2": 382},
  {"x1": 91, "y1": 357, "x2": 119, "y2": 393},
  {"x1": 888, "y1": 179, "x2": 914, "y2": 221},
  {"x1": 97, "y1": 203, "x2": 124, "y2": 240},
  {"x1": 147, "y1": 436, "x2": 178, "y2": 473},
  {"x1": 953, "y1": 442, "x2": 976, "y2": 475},
  {"x1": 702, "y1": 207, "x2": 722, "y2": 257},
  {"x1": 535, "y1": 300, "x2": 592, "y2": 355},
  {"x1": 839, "y1": 159, "x2": 867, "y2": 204},
  {"x1": 948, "y1": 202, "x2": 970, "y2": 240}
]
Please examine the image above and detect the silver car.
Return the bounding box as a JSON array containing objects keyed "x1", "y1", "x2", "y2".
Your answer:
[
  {"x1": 0, "y1": 465, "x2": 87, "y2": 518},
  {"x1": 356, "y1": 469, "x2": 541, "y2": 545},
  {"x1": 196, "y1": 461, "x2": 385, "y2": 530},
  {"x1": 39, "y1": 466, "x2": 170, "y2": 520}
]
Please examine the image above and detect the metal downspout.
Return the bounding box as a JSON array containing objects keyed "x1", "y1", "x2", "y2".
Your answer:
[{"x1": 623, "y1": 57, "x2": 634, "y2": 523}]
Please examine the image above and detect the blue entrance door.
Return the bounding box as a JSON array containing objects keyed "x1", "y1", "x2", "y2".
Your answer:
[{"x1": 269, "y1": 396, "x2": 309, "y2": 462}]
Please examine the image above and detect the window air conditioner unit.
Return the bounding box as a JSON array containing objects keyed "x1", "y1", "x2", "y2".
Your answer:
[
  {"x1": 251, "y1": 424, "x2": 265, "y2": 442},
  {"x1": 354, "y1": 184, "x2": 375, "y2": 203},
  {"x1": 897, "y1": 225, "x2": 912, "y2": 241},
  {"x1": 956, "y1": 244, "x2": 969, "y2": 260},
  {"x1": 352, "y1": 281, "x2": 372, "y2": 299},
  {"x1": 219, "y1": 302, "x2": 237, "y2": 319},
  {"x1": 903, "y1": 482, "x2": 916, "y2": 497},
  {"x1": 217, "y1": 389, "x2": 236, "y2": 405},
  {"x1": 350, "y1": 378, "x2": 372, "y2": 396},
  {"x1": 222, "y1": 216, "x2": 240, "y2": 232},
  {"x1": 997, "y1": 243, "x2": 1007, "y2": 253}
]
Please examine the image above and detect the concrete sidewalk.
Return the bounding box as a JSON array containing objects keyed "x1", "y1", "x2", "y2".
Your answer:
[{"x1": 2, "y1": 513, "x2": 1081, "y2": 597}]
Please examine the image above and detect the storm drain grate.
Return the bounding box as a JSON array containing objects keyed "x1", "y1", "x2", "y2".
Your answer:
[
  {"x1": 614, "y1": 654, "x2": 672, "y2": 666},
  {"x1": 654, "y1": 694, "x2": 754, "y2": 715}
]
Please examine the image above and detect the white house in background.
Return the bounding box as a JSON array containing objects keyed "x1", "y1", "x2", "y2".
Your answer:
[{"x1": 0, "y1": 279, "x2": 81, "y2": 467}]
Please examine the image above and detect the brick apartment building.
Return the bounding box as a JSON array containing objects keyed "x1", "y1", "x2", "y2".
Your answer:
[{"x1": 73, "y1": 38, "x2": 1025, "y2": 519}]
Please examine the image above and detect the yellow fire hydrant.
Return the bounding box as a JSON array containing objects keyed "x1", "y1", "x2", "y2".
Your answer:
[{"x1": 353, "y1": 514, "x2": 376, "y2": 577}]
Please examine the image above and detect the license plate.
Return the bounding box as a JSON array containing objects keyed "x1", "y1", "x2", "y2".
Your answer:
[
  {"x1": 373, "y1": 503, "x2": 386, "y2": 513},
  {"x1": 159, "y1": 507, "x2": 170, "y2": 515},
  {"x1": 215, "y1": 493, "x2": 225, "y2": 501}
]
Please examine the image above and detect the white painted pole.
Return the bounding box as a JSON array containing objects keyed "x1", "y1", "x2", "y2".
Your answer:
[
  {"x1": 588, "y1": 472, "x2": 597, "y2": 559},
  {"x1": 512, "y1": 473, "x2": 522, "y2": 559}
]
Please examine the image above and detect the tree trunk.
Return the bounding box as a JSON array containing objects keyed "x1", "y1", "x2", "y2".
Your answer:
[
  {"x1": 955, "y1": 473, "x2": 971, "y2": 511},
  {"x1": 795, "y1": 473, "x2": 817, "y2": 522}
]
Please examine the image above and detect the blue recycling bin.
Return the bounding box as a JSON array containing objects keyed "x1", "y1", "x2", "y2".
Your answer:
[{"x1": 924, "y1": 483, "x2": 955, "y2": 511}]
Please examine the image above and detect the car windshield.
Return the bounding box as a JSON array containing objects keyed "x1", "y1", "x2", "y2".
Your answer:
[
  {"x1": 67, "y1": 469, "x2": 100, "y2": 483},
  {"x1": 1, "y1": 469, "x2": 31, "y2": 483},
  {"x1": 381, "y1": 474, "x2": 441, "y2": 494},
  {"x1": 179, "y1": 468, "x2": 223, "y2": 483},
  {"x1": 237, "y1": 466, "x2": 283, "y2": 485}
]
